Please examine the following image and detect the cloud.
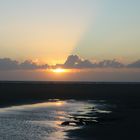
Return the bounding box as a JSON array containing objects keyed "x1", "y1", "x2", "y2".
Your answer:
[
  {"x1": 20, "y1": 60, "x2": 48, "y2": 70},
  {"x1": 0, "y1": 55, "x2": 140, "y2": 71},
  {"x1": 0, "y1": 58, "x2": 19, "y2": 70},
  {"x1": 0, "y1": 58, "x2": 48, "y2": 70},
  {"x1": 63, "y1": 55, "x2": 96, "y2": 68},
  {"x1": 98, "y1": 59, "x2": 124, "y2": 68},
  {"x1": 61, "y1": 55, "x2": 124, "y2": 68},
  {"x1": 127, "y1": 60, "x2": 140, "y2": 68}
]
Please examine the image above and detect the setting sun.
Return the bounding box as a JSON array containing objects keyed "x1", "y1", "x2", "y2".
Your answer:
[{"x1": 51, "y1": 68, "x2": 68, "y2": 73}]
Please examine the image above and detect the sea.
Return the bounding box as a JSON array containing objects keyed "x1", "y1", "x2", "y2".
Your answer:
[{"x1": 0, "y1": 99, "x2": 112, "y2": 140}]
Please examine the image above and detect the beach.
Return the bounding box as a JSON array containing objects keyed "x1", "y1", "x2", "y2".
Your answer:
[{"x1": 0, "y1": 82, "x2": 140, "y2": 140}]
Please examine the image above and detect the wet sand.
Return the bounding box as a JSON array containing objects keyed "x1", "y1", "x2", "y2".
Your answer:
[{"x1": 66, "y1": 100, "x2": 140, "y2": 140}]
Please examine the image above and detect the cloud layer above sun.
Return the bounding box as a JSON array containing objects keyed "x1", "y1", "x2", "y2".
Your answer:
[{"x1": 0, "y1": 55, "x2": 140, "y2": 71}]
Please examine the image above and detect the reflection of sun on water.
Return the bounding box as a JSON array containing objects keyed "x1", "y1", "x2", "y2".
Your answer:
[
  {"x1": 36, "y1": 101, "x2": 65, "y2": 107},
  {"x1": 55, "y1": 101, "x2": 64, "y2": 106}
]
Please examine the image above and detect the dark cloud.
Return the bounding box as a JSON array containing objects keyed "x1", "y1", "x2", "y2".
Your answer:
[
  {"x1": 98, "y1": 59, "x2": 124, "y2": 68},
  {"x1": 0, "y1": 58, "x2": 19, "y2": 70},
  {"x1": 63, "y1": 55, "x2": 96, "y2": 68},
  {"x1": 62, "y1": 55, "x2": 124, "y2": 68},
  {"x1": 20, "y1": 60, "x2": 48, "y2": 70},
  {"x1": 0, "y1": 55, "x2": 140, "y2": 71},
  {"x1": 127, "y1": 60, "x2": 140, "y2": 68},
  {"x1": 0, "y1": 58, "x2": 48, "y2": 70}
]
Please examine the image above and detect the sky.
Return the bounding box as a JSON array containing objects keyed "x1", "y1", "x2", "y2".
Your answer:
[{"x1": 0, "y1": 0, "x2": 140, "y2": 81}]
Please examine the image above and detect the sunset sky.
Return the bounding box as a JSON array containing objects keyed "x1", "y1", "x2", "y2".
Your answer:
[{"x1": 0, "y1": 0, "x2": 140, "y2": 81}]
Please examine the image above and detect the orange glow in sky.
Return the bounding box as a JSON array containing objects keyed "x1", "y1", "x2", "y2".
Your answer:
[{"x1": 51, "y1": 68, "x2": 70, "y2": 73}]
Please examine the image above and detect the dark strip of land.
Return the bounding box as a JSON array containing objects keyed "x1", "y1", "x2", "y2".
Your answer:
[{"x1": 0, "y1": 81, "x2": 140, "y2": 107}]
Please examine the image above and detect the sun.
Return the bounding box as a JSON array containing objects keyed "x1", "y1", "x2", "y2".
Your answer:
[{"x1": 51, "y1": 68, "x2": 68, "y2": 73}]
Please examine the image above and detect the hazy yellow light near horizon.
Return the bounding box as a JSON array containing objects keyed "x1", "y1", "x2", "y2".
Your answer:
[{"x1": 51, "y1": 68, "x2": 69, "y2": 73}]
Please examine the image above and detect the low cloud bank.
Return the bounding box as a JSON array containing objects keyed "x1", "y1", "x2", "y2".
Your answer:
[
  {"x1": 0, "y1": 58, "x2": 19, "y2": 70},
  {"x1": 62, "y1": 55, "x2": 124, "y2": 68},
  {"x1": 0, "y1": 58, "x2": 48, "y2": 70},
  {"x1": 55, "y1": 55, "x2": 140, "y2": 69},
  {"x1": 0, "y1": 55, "x2": 140, "y2": 70},
  {"x1": 127, "y1": 60, "x2": 140, "y2": 68},
  {"x1": 20, "y1": 60, "x2": 48, "y2": 70}
]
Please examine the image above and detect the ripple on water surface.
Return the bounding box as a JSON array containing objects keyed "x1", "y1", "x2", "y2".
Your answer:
[{"x1": 0, "y1": 100, "x2": 112, "y2": 140}]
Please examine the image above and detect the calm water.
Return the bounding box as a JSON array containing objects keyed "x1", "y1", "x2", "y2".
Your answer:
[{"x1": 0, "y1": 100, "x2": 111, "y2": 140}]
